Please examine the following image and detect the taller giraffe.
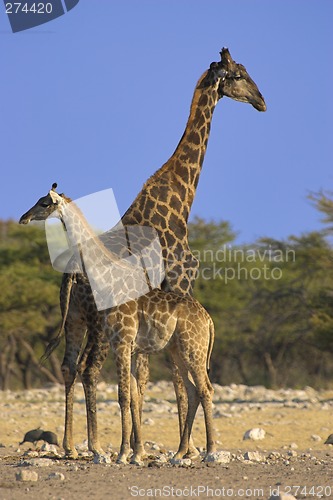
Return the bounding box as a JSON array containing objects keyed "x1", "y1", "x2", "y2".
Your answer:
[
  {"x1": 116, "y1": 46, "x2": 266, "y2": 451},
  {"x1": 20, "y1": 48, "x2": 266, "y2": 459}
]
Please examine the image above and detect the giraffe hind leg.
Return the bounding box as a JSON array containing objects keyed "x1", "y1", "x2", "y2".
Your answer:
[
  {"x1": 190, "y1": 369, "x2": 216, "y2": 458},
  {"x1": 170, "y1": 332, "x2": 216, "y2": 461},
  {"x1": 171, "y1": 362, "x2": 200, "y2": 459},
  {"x1": 168, "y1": 350, "x2": 200, "y2": 461}
]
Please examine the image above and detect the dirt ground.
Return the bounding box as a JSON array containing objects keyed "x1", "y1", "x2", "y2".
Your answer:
[{"x1": 0, "y1": 382, "x2": 332, "y2": 500}]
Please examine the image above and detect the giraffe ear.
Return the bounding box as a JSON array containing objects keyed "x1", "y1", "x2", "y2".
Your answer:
[{"x1": 209, "y1": 62, "x2": 227, "y2": 80}]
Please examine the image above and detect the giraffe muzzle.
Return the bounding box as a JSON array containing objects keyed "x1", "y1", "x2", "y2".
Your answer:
[{"x1": 19, "y1": 214, "x2": 31, "y2": 224}]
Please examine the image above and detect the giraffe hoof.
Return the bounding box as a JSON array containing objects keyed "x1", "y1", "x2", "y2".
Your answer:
[
  {"x1": 130, "y1": 457, "x2": 144, "y2": 466},
  {"x1": 90, "y1": 446, "x2": 105, "y2": 456},
  {"x1": 185, "y1": 447, "x2": 200, "y2": 460},
  {"x1": 65, "y1": 450, "x2": 79, "y2": 460}
]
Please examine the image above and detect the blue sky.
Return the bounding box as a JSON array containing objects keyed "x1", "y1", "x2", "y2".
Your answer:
[{"x1": 1, "y1": 0, "x2": 332, "y2": 244}]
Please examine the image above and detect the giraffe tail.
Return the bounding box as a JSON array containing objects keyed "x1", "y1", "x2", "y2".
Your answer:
[
  {"x1": 40, "y1": 335, "x2": 63, "y2": 364},
  {"x1": 40, "y1": 273, "x2": 75, "y2": 364},
  {"x1": 206, "y1": 317, "x2": 215, "y2": 374}
]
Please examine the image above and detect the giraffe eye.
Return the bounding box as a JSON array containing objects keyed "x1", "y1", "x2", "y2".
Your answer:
[
  {"x1": 234, "y1": 73, "x2": 242, "y2": 80},
  {"x1": 40, "y1": 202, "x2": 50, "y2": 208}
]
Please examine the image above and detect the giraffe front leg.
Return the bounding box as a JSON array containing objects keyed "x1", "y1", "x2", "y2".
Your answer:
[
  {"x1": 61, "y1": 308, "x2": 87, "y2": 459},
  {"x1": 62, "y1": 364, "x2": 79, "y2": 459},
  {"x1": 130, "y1": 353, "x2": 149, "y2": 453},
  {"x1": 115, "y1": 348, "x2": 132, "y2": 465}
]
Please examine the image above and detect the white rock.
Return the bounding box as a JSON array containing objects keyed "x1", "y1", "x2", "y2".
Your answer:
[
  {"x1": 23, "y1": 450, "x2": 39, "y2": 458},
  {"x1": 40, "y1": 443, "x2": 59, "y2": 453},
  {"x1": 144, "y1": 440, "x2": 155, "y2": 448},
  {"x1": 243, "y1": 451, "x2": 265, "y2": 462},
  {"x1": 204, "y1": 451, "x2": 231, "y2": 464},
  {"x1": 75, "y1": 440, "x2": 89, "y2": 452},
  {"x1": 93, "y1": 453, "x2": 112, "y2": 464},
  {"x1": 16, "y1": 470, "x2": 39, "y2": 482},
  {"x1": 213, "y1": 410, "x2": 233, "y2": 418},
  {"x1": 145, "y1": 441, "x2": 161, "y2": 450},
  {"x1": 143, "y1": 418, "x2": 155, "y2": 425},
  {"x1": 40, "y1": 444, "x2": 61, "y2": 458},
  {"x1": 151, "y1": 443, "x2": 161, "y2": 450},
  {"x1": 79, "y1": 451, "x2": 93, "y2": 458},
  {"x1": 21, "y1": 458, "x2": 54, "y2": 467},
  {"x1": 311, "y1": 434, "x2": 322, "y2": 442},
  {"x1": 169, "y1": 457, "x2": 192, "y2": 466},
  {"x1": 47, "y1": 472, "x2": 65, "y2": 481},
  {"x1": 243, "y1": 428, "x2": 266, "y2": 440}
]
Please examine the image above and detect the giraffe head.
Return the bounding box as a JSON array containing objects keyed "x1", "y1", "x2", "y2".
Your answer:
[
  {"x1": 217, "y1": 48, "x2": 266, "y2": 112},
  {"x1": 19, "y1": 183, "x2": 66, "y2": 224}
]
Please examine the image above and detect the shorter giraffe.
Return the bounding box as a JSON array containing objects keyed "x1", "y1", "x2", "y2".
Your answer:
[{"x1": 20, "y1": 185, "x2": 216, "y2": 463}]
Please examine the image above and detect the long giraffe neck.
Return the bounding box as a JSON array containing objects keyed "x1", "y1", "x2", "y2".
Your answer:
[
  {"x1": 160, "y1": 70, "x2": 220, "y2": 213},
  {"x1": 122, "y1": 69, "x2": 221, "y2": 232},
  {"x1": 59, "y1": 199, "x2": 125, "y2": 272},
  {"x1": 58, "y1": 198, "x2": 155, "y2": 309},
  {"x1": 60, "y1": 200, "x2": 99, "y2": 261}
]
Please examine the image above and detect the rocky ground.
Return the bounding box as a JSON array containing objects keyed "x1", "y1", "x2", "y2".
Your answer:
[{"x1": 0, "y1": 382, "x2": 333, "y2": 499}]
